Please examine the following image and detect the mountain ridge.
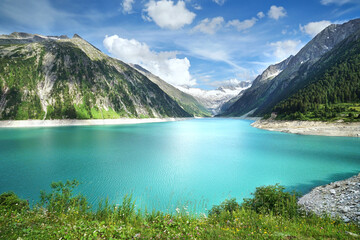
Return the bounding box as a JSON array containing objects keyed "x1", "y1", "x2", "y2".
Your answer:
[
  {"x1": 0, "y1": 33, "x2": 192, "y2": 120},
  {"x1": 131, "y1": 64, "x2": 211, "y2": 117},
  {"x1": 221, "y1": 18, "x2": 360, "y2": 117}
]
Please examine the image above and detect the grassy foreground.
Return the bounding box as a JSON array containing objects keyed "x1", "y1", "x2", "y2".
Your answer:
[{"x1": 1, "y1": 180, "x2": 359, "y2": 239}]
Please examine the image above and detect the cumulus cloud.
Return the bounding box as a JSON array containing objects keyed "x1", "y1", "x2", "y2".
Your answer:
[
  {"x1": 144, "y1": 0, "x2": 196, "y2": 30},
  {"x1": 257, "y1": 11, "x2": 265, "y2": 19},
  {"x1": 227, "y1": 17, "x2": 257, "y2": 31},
  {"x1": 270, "y1": 40, "x2": 302, "y2": 60},
  {"x1": 321, "y1": 0, "x2": 353, "y2": 5},
  {"x1": 103, "y1": 35, "x2": 195, "y2": 86},
  {"x1": 122, "y1": 0, "x2": 135, "y2": 13},
  {"x1": 192, "y1": 17, "x2": 224, "y2": 34},
  {"x1": 212, "y1": 0, "x2": 226, "y2": 6},
  {"x1": 268, "y1": 5, "x2": 286, "y2": 20},
  {"x1": 300, "y1": 20, "x2": 332, "y2": 37}
]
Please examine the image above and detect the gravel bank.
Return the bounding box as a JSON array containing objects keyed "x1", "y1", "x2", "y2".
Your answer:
[
  {"x1": 0, "y1": 118, "x2": 189, "y2": 128},
  {"x1": 251, "y1": 120, "x2": 360, "y2": 137},
  {"x1": 298, "y1": 173, "x2": 360, "y2": 223}
]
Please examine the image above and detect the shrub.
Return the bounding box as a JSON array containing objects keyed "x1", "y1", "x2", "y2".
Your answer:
[
  {"x1": 241, "y1": 184, "x2": 300, "y2": 218},
  {"x1": 208, "y1": 198, "x2": 240, "y2": 217},
  {"x1": 0, "y1": 192, "x2": 29, "y2": 211},
  {"x1": 40, "y1": 179, "x2": 88, "y2": 214}
]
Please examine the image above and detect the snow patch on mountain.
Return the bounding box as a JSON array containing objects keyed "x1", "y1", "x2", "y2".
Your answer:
[{"x1": 177, "y1": 81, "x2": 251, "y2": 115}]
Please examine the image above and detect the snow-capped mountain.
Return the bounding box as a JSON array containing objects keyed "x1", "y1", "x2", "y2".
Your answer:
[{"x1": 177, "y1": 81, "x2": 251, "y2": 115}]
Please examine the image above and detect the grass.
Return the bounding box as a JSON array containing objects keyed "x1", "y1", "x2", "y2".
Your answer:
[{"x1": 0, "y1": 180, "x2": 359, "y2": 239}]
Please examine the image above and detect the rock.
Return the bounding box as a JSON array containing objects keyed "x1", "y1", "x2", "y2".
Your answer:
[
  {"x1": 340, "y1": 206, "x2": 350, "y2": 213},
  {"x1": 346, "y1": 231, "x2": 359, "y2": 237},
  {"x1": 298, "y1": 173, "x2": 360, "y2": 224}
]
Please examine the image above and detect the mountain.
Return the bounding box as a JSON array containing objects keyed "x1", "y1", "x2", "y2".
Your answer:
[
  {"x1": 0, "y1": 32, "x2": 192, "y2": 120},
  {"x1": 131, "y1": 64, "x2": 211, "y2": 117},
  {"x1": 221, "y1": 18, "x2": 360, "y2": 117},
  {"x1": 177, "y1": 81, "x2": 251, "y2": 115},
  {"x1": 273, "y1": 28, "x2": 360, "y2": 121},
  {"x1": 252, "y1": 55, "x2": 293, "y2": 87}
]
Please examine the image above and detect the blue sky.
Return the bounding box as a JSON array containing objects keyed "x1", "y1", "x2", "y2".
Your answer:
[{"x1": 0, "y1": 0, "x2": 359, "y2": 89}]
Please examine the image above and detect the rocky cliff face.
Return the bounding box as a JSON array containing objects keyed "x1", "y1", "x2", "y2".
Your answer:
[
  {"x1": 222, "y1": 18, "x2": 360, "y2": 117},
  {"x1": 0, "y1": 33, "x2": 191, "y2": 120}
]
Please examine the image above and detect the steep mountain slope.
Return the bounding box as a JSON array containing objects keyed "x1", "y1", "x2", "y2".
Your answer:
[
  {"x1": 272, "y1": 29, "x2": 360, "y2": 121},
  {"x1": 131, "y1": 64, "x2": 211, "y2": 117},
  {"x1": 222, "y1": 18, "x2": 360, "y2": 117},
  {"x1": 252, "y1": 55, "x2": 293, "y2": 87},
  {"x1": 0, "y1": 32, "x2": 191, "y2": 120},
  {"x1": 178, "y1": 81, "x2": 251, "y2": 115}
]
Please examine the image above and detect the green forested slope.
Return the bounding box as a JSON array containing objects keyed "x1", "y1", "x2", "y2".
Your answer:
[
  {"x1": 272, "y1": 31, "x2": 360, "y2": 121},
  {"x1": 220, "y1": 19, "x2": 360, "y2": 118}
]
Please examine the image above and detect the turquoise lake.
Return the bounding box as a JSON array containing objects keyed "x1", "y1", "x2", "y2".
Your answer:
[{"x1": 0, "y1": 118, "x2": 360, "y2": 213}]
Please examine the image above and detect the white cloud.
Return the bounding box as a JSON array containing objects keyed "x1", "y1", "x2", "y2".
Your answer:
[
  {"x1": 103, "y1": 35, "x2": 195, "y2": 86},
  {"x1": 227, "y1": 17, "x2": 257, "y2": 31},
  {"x1": 193, "y1": 4, "x2": 202, "y2": 10},
  {"x1": 122, "y1": 0, "x2": 135, "y2": 14},
  {"x1": 300, "y1": 20, "x2": 332, "y2": 37},
  {"x1": 144, "y1": 0, "x2": 196, "y2": 30},
  {"x1": 268, "y1": 5, "x2": 287, "y2": 20},
  {"x1": 212, "y1": 0, "x2": 226, "y2": 6},
  {"x1": 257, "y1": 11, "x2": 265, "y2": 19},
  {"x1": 270, "y1": 40, "x2": 302, "y2": 60},
  {"x1": 208, "y1": 78, "x2": 249, "y2": 88},
  {"x1": 321, "y1": 0, "x2": 353, "y2": 5},
  {"x1": 192, "y1": 17, "x2": 224, "y2": 34}
]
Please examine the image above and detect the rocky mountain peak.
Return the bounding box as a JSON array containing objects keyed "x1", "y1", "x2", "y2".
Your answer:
[
  {"x1": 73, "y1": 34, "x2": 83, "y2": 39},
  {"x1": 287, "y1": 18, "x2": 360, "y2": 70}
]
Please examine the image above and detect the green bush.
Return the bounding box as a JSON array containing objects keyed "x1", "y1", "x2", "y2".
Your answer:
[
  {"x1": 242, "y1": 184, "x2": 300, "y2": 218},
  {"x1": 208, "y1": 198, "x2": 240, "y2": 217},
  {"x1": 0, "y1": 192, "x2": 29, "y2": 211}
]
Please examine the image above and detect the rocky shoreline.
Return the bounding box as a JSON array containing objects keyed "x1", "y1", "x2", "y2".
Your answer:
[
  {"x1": 298, "y1": 173, "x2": 360, "y2": 224},
  {"x1": 251, "y1": 120, "x2": 360, "y2": 137}
]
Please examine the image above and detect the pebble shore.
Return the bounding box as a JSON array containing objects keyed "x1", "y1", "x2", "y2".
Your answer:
[
  {"x1": 251, "y1": 120, "x2": 360, "y2": 137},
  {"x1": 298, "y1": 173, "x2": 360, "y2": 223}
]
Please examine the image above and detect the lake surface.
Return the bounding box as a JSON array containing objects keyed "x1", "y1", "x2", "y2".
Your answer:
[{"x1": 1, "y1": 118, "x2": 360, "y2": 213}]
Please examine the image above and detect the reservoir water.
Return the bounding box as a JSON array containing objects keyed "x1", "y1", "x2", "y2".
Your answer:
[{"x1": 0, "y1": 118, "x2": 359, "y2": 213}]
